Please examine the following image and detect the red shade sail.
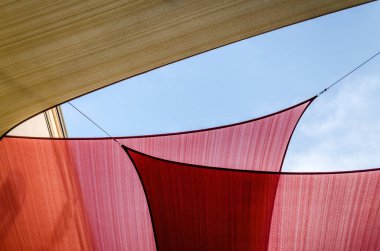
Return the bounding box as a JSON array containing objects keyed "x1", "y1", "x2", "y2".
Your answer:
[
  {"x1": 4, "y1": 97, "x2": 376, "y2": 251},
  {"x1": 124, "y1": 147, "x2": 280, "y2": 251}
]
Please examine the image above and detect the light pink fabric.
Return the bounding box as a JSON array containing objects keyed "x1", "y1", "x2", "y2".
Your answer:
[
  {"x1": 269, "y1": 171, "x2": 380, "y2": 251},
  {"x1": 74, "y1": 99, "x2": 312, "y2": 250},
  {"x1": 120, "y1": 98, "x2": 312, "y2": 171},
  {"x1": 0, "y1": 99, "x2": 313, "y2": 250}
]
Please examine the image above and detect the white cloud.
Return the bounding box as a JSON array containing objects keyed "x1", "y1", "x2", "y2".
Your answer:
[{"x1": 284, "y1": 74, "x2": 380, "y2": 172}]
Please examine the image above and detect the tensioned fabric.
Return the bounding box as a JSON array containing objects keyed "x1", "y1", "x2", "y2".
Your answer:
[
  {"x1": 0, "y1": 0, "x2": 371, "y2": 136},
  {"x1": 269, "y1": 170, "x2": 380, "y2": 250},
  {"x1": 126, "y1": 148, "x2": 380, "y2": 251},
  {"x1": 0, "y1": 100, "x2": 311, "y2": 250},
  {"x1": 0, "y1": 138, "x2": 93, "y2": 250},
  {"x1": 125, "y1": 147, "x2": 281, "y2": 251}
]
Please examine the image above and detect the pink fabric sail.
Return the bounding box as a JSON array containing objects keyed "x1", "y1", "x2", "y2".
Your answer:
[
  {"x1": 60, "y1": 98, "x2": 313, "y2": 251},
  {"x1": 6, "y1": 97, "x2": 378, "y2": 251},
  {"x1": 119, "y1": 98, "x2": 313, "y2": 172}
]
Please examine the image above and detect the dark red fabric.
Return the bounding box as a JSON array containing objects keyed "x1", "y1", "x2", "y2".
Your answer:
[
  {"x1": 125, "y1": 147, "x2": 280, "y2": 251},
  {"x1": 125, "y1": 147, "x2": 380, "y2": 251}
]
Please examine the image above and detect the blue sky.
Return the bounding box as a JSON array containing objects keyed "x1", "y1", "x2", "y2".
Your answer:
[{"x1": 62, "y1": 2, "x2": 380, "y2": 172}]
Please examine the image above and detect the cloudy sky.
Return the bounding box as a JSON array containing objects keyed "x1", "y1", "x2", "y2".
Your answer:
[{"x1": 61, "y1": 2, "x2": 380, "y2": 172}]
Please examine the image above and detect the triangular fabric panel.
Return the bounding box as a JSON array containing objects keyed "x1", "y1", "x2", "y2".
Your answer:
[
  {"x1": 119, "y1": 98, "x2": 313, "y2": 172},
  {"x1": 126, "y1": 148, "x2": 380, "y2": 251},
  {"x1": 125, "y1": 147, "x2": 280, "y2": 251}
]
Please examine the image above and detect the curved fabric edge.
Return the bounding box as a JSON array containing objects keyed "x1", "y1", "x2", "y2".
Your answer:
[
  {"x1": 2, "y1": 96, "x2": 316, "y2": 141},
  {"x1": 122, "y1": 146, "x2": 380, "y2": 175},
  {"x1": 278, "y1": 96, "x2": 314, "y2": 172}
]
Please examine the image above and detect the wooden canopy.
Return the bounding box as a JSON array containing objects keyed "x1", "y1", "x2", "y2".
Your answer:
[{"x1": 0, "y1": 0, "x2": 370, "y2": 136}]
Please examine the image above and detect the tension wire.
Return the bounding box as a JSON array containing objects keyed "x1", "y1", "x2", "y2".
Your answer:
[
  {"x1": 68, "y1": 102, "x2": 122, "y2": 146},
  {"x1": 318, "y1": 50, "x2": 380, "y2": 96}
]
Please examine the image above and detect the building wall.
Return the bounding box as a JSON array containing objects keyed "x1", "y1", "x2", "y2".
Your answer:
[{"x1": 7, "y1": 107, "x2": 67, "y2": 138}]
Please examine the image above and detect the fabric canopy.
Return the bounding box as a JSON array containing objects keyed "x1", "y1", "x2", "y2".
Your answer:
[
  {"x1": 126, "y1": 148, "x2": 380, "y2": 251},
  {"x1": 1, "y1": 99, "x2": 311, "y2": 250},
  {"x1": 1, "y1": 98, "x2": 379, "y2": 250},
  {"x1": 125, "y1": 147, "x2": 281, "y2": 251},
  {"x1": 0, "y1": 0, "x2": 370, "y2": 137}
]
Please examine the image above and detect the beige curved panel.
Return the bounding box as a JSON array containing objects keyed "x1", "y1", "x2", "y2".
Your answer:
[{"x1": 0, "y1": 0, "x2": 370, "y2": 136}]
